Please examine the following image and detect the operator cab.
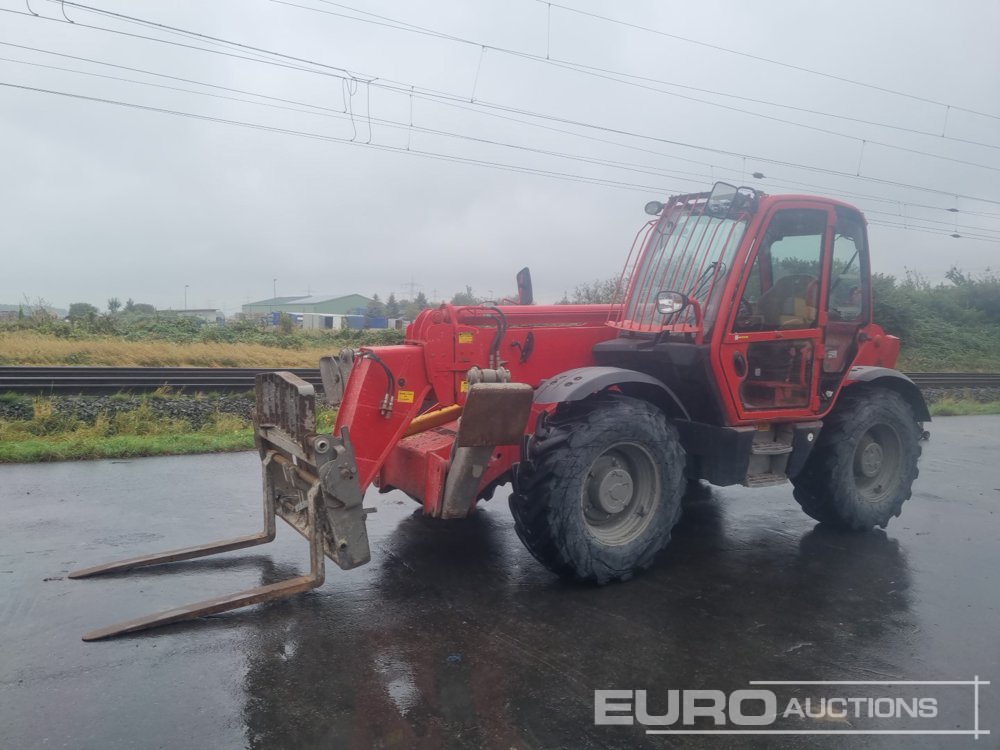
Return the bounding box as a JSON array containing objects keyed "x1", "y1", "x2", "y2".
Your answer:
[{"x1": 599, "y1": 182, "x2": 874, "y2": 427}]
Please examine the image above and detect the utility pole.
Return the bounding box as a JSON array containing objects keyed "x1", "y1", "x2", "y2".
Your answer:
[
  {"x1": 184, "y1": 284, "x2": 189, "y2": 310},
  {"x1": 273, "y1": 278, "x2": 277, "y2": 299},
  {"x1": 401, "y1": 275, "x2": 421, "y2": 299}
]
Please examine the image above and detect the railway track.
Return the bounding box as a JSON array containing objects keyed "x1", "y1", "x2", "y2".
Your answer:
[
  {"x1": 0, "y1": 366, "x2": 322, "y2": 394},
  {"x1": 0, "y1": 366, "x2": 997, "y2": 395},
  {"x1": 904, "y1": 372, "x2": 1000, "y2": 388}
]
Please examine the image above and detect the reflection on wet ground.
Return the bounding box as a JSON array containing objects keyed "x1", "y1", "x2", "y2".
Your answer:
[{"x1": 1, "y1": 416, "x2": 998, "y2": 749}]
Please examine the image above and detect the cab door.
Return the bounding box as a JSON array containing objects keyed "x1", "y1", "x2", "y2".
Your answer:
[
  {"x1": 718, "y1": 201, "x2": 835, "y2": 423},
  {"x1": 819, "y1": 208, "x2": 872, "y2": 394}
]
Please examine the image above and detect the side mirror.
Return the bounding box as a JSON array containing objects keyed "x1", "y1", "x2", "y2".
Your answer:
[
  {"x1": 656, "y1": 291, "x2": 689, "y2": 316},
  {"x1": 516, "y1": 267, "x2": 533, "y2": 305}
]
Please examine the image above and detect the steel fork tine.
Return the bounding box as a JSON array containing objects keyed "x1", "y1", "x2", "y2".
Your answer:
[
  {"x1": 68, "y1": 531, "x2": 275, "y2": 579},
  {"x1": 80, "y1": 477, "x2": 325, "y2": 642},
  {"x1": 81, "y1": 573, "x2": 322, "y2": 641},
  {"x1": 70, "y1": 453, "x2": 278, "y2": 580}
]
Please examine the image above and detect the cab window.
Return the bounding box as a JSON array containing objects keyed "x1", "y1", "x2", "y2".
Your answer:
[
  {"x1": 734, "y1": 209, "x2": 826, "y2": 332},
  {"x1": 827, "y1": 212, "x2": 867, "y2": 322}
]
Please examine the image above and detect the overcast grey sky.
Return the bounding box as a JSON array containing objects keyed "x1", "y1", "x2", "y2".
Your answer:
[{"x1": 2, "y1": 0, "x2": 998, "y2": 312}]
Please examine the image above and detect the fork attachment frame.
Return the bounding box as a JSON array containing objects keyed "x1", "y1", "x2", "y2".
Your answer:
[{"x1": 70, "y1": 371, "x2": 372, "y2": 641}]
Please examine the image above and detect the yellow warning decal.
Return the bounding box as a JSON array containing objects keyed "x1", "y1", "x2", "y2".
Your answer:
[
  {"x1": 458, "y1": 332, "x2": 474, "y2": 344},
  {"x1": 460, "y1": 380, "x2": 469, "y2": 393},
  {"x1": 398, "y1": 390, "x2": 415, "y2": 403}
]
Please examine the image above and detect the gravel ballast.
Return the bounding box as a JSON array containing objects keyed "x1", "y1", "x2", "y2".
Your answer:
[{"x1": 0, "y1": 387, "x2": 996, "y2": 427}]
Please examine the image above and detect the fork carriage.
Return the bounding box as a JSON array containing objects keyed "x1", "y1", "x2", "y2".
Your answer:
[{"x1": 71, "y1": 372, "x2": 369, "y2": 641}]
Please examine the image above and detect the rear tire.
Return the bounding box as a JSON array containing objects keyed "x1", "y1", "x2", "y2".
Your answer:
[
  {"x1": 510, "y1": 393, "x2": 685, "y2": 584},
  {"x1": 791, "y1": 387, "x2": 921, "y2": 529}
]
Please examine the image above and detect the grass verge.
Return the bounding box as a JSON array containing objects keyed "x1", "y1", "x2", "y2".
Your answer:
[
  {"x1": 0, "y1": 324, "x2": 405, "y2": 367},
  {"x1": 0, "y1": 431, "x2": 254, "y2": 462},
  {"x1": 0, "y1": 331, "x2": 334, "y2": 368},
  {"x1": 928, "y1": 398, "x2": 1000, "y2": 417}
]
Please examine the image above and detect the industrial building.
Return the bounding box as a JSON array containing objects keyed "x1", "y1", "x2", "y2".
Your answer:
[{"x1": 241, "y1": 294, "x2": 372, "y2": 318}]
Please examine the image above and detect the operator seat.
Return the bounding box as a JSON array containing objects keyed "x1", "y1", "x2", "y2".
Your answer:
[{"x1": 758, "y1": 274, "x2": 818, "y2": 329}]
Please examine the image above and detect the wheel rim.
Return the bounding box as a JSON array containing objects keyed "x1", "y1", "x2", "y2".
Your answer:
[
  {"x1": 582, "y1": 442, "x2": 660, "y2": 545},
  {"x1": 852, "y1": 424, "x2": 902, "y2": 503}
]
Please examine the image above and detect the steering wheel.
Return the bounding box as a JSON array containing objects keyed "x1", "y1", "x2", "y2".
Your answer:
[{"x1": 733, "y1": 298, "x2": 762, "y2": 332}]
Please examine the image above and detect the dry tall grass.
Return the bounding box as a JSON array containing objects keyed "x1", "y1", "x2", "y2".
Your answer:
[{"x1": 0, "y1": 331, "x2": 334, "y2": 367}]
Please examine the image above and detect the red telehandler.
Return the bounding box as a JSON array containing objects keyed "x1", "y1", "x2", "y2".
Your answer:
[{"x1": 72, "y1": 182, "x2": 928, "y2": 640}]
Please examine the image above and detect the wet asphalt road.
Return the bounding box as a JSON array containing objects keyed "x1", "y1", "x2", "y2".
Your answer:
[{"x1": 1, "y1": 416, "x2": 998, "y2": 750}]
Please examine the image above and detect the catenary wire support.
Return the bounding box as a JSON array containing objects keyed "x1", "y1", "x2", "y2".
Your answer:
[
  {"x1": 343, "y1": 77, "x2": 357, "y2": 141},
  {"x1": 545, "y1": 2, "x2": 551, "y2": 59},
  {"x1": 855, "y1": 139, "x2": 866, "y2": 176},
  {"x1": 364, "y1": 79, "x2": 372, "y2": 144},
  {"x1": 470, "y1": 45, "x2": 486, "y2": 103},
  {"x1": 406, "y1": 85, "x2": 414, "y2": 150}
]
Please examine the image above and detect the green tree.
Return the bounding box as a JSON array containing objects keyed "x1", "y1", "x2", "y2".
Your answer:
[
  {"x1": 560, "y1": 277, "x2": 621, "y2": 304},
  {"x1": 946, "y1": 266, "x2": 1000, "y2": 322},
  {"x1": 107, "y1": 297, "x2": 122, "y2": 315},
  {"x1": 450, "y1": 286, "x2": 480, "y2": 306},
  {"x1": 400, "y1": 292, "x2": 432, "y2": 319},
  {"x1": 385, "y1": 293, "x2": 401, "y2": 318},
  {"x1": 366, "y1": 293, "x2": 387, "y2": 318},
  {"x1": 68, "y1": 302, "x2": 99, "y2": 322},
  {"x1": 870, "y1": 273, "x2": 913, "y2": 338}
]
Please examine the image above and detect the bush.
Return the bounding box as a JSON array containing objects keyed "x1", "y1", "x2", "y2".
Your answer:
[{"x1": 874, "y1": 268, "x2": 1000, "y2": 371}]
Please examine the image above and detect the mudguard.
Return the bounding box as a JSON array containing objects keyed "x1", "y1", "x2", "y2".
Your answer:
[
  {"x1": 843, "y1": 366, "x2": 931, "y2": 422},
  {"x1": 533, "y1": 366, "x2": 690, "y2": 420}
]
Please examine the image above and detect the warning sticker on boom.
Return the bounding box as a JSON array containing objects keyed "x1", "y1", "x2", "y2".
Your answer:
[
  {"x1": 458, "y1": 332, "x2": 474, "y2": 344},
  {"x1": 398, "y1": 390, "x2": 415, "y2": 403}
]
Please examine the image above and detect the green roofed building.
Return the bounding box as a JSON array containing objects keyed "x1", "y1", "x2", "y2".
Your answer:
[{"x1": 241, "y1": 294, "x2": 373, "y2": 317}]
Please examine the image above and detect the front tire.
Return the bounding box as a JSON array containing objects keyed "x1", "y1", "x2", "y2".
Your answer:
[
  {"x1": 791, "y1": 387, "x2": 921, "y2": 529},
  {"x1": 510, "y1": 393, "x2": 685, "y2": 584}
]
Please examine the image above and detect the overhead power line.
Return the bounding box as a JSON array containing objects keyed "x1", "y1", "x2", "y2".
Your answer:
[
  {"x1": 868, "y1": 219, "x2": 999, "y2": 243},
  {"x1": 0, "y1": 48, "x2": 720, "y2": 186},
  {"x1": 4, "y1": 43, "x2": 998, "y2": 239},
  {"x1": 281, "y1": 0, "x2": 1000, "y2": 153},
  {"x1": 397, "y1": 91, "x2": 1000, "y2": 205},
  {"x1": 6, "y1": 2, "x2": 1000, "y2": 211},
  {"x1": 541, "y1": 0, "x2": 1000, "y2": 123},
  {"x1": 0, "y1": 80, "x2": 683, "y2": 194},
  {"x1": 7, "y1": 31, "x2": 993, "y2": 221},
  {"x1": 7, "y1": 4, "x2": 998, "y2": 209}
]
